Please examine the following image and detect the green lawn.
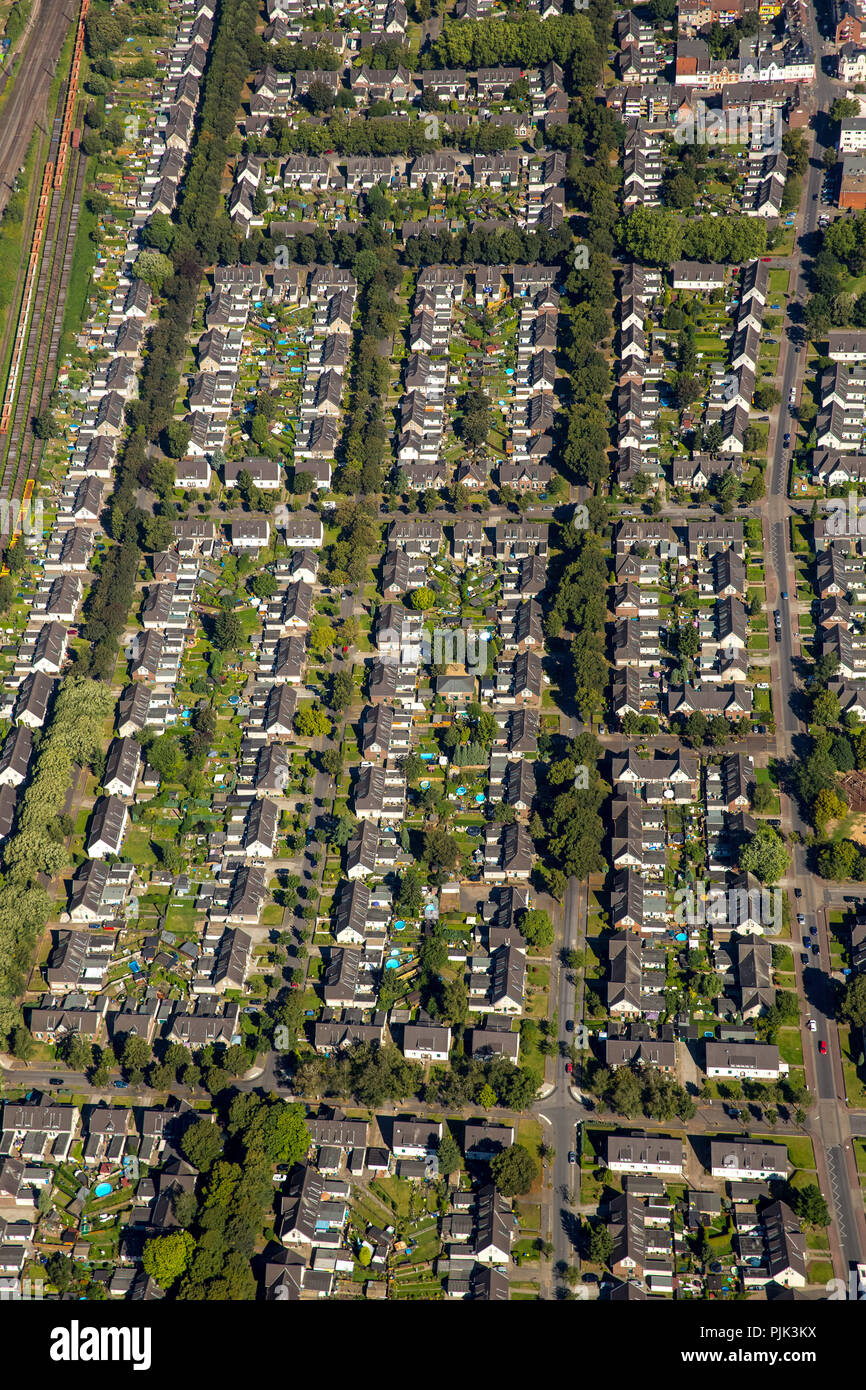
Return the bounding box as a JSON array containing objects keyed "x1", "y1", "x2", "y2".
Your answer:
[
  {"x1": 753, "y1": 688, "x2": 772, "y2": 716},
  {"x1": 779, "y1": 1030, "x2": 803, "y2": 1066},
  {"x1": 806, "y1": 1231, "x2": 830, "y2": 1251},
  {"x1": 785, "y1": 1137, "x2": 815, "y2": 1171},
  {"x1": 123, "y1": 827, "x2": 159, "y2": 866},
  {"x1": 517, "y1": 1202, "x2": 542, "y2": 1232},
  {"x1": 369, "y1": 1176, "x2": 412, "y2": 1218},
  {"x1": 517, "y1": 1116, "x2": 543, "y2": 1165},
  {"x1": 840, "y1": 1025, "x2": 866, "y2": 1106}
]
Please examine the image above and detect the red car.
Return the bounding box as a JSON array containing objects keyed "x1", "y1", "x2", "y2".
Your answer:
[
  {"x1": 819, "y1": 1041, "x2": 828, "y2": 1055},
  {"x1": 565, "y1": 1062, "x2": 573, "y2": 1073}
]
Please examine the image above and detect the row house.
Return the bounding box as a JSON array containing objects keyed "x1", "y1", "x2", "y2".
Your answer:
[
  {"x1": 611, "y1": 749, "x2": 699, "y2": 803},
  {"x1": 610, "y1": 868, "x2": 671, "y2": 936},
  {"x1": 607, "y1": 1134, "x2": 684, "y2": 1177},
  {"x1": 353, "y1": 765, "x2": 407, "y2": 824},
  {"x1": 609, "y1": 796, "x2": 666, "y2": 878},
  {"x1": 469, "y1": 944, "x2": 526, "y2": 1016},
  {"x1": 607, "y1": 932, "x2": 668, "y2": 1018}
]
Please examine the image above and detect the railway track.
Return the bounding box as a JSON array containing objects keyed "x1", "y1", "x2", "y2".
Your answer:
[
  {"x1": 0, "y1": 0, "x2": 88, "y2": 539},
  {"x1": 0, "y1": 149, "x2": 85, "y2": 519},
  {"x1": 0, "y1": 0, "x2": 77, "y2": 219}
]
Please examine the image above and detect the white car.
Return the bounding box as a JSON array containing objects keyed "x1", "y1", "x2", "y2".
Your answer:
[{"x1": 808, "y1": 1019, "x2": 817, "y2": 1032}]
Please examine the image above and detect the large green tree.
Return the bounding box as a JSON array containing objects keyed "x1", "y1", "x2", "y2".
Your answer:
[
  {"x1": 142, "y1": 1231, "x2": 196, "y2": 1288},
  {"x1": 490, "y1": 1143, "x2": 538, "y2": 1196},
  {"x1": 180, "y1": 1118, "x2": 224, "y2": 1172},
  {"x1": 739, "y1": 824, "x2": 788, "y2": 883}
]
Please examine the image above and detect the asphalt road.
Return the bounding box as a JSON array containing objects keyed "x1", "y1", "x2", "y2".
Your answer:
[
  {"x1": 0, "y1": 0, "x2": 76, "y2": 218},
  {"x1": 763, "y1": 5, "x2": 866, "y2": 1271},
  {"x1": 544, "y1": 876, "x2": 587, "y2": 1287}
]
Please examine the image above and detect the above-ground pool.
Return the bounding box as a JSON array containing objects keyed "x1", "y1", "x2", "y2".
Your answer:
[
  {"x1": 94, "y1": 1182, "x2": 112, "y2": 1197},
  {"x1": 384, "y1": 959, "x2": 399, "y2": 970}
]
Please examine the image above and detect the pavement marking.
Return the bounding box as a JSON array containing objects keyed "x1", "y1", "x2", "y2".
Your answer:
[{"x1": 826, "y1": 1147, "x2": 850, "y2": 1245}]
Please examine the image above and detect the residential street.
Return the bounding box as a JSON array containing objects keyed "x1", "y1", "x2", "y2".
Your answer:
[{"x1": 759, "y1": 7, "x2": 866, "y2": 1273}]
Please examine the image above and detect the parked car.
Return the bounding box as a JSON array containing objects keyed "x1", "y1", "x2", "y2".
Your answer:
[
  {"x1": 113, "y1": 1080, "x2": 129, "y2": 1090},
  {"x1": 568, "y1": 1151, "x2": 577, "y2": 1164},
  {"x1": 565, "y1": 1062, "x2": 573, "y2": 1074},
  {"x1": 808, "y1": 1019, "x2": 817, "y2": 1032},
  {"x1": 819, "y1": 1040, "x2": 828, "y2": 1055},
  {"x1": 803, "y1": 936, "x2": 811, "y2": 949},
  {"x1": 810, "y1": 925, "x2": 818, "y2": 936},
  {"x1": 801, "y1": 953, "x2": 809, "y2": 966},
  {"x1": 794, "y1": 887, "x2": 802, "y2": 898},
  {"x1": 812, "y1": 944, "x2": 820, "y2": 956},
  {"x1": 565, "y1": 1019, "x2": 574, "y2": 1032},
  {"x1": 781, "y1": 592, "x2": 788, "y2": 600},
  {"x1": 797, "y1": 914, "x2": 805, "y2": 925}
]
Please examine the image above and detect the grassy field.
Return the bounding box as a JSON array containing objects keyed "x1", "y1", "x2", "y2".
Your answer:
[
  {"x1": 786, "y1": 1137, "x2": 815, "y2": 1171},
  {"x1": 369, "y1": 1176, "x2": 413, "y2": 1219},
  {"x1": 0, "y1": 124, "x2": 39, "y2": 388},
  {"x1": 779, "y1": 1030, "x2": 804, "y2": 1066},
  {"x1": 58, "y1": 187, "x2": 97, "y2": 361},
  {"x1": 839, "y1": 1025, "x2": 866, "y2": 1106}
]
